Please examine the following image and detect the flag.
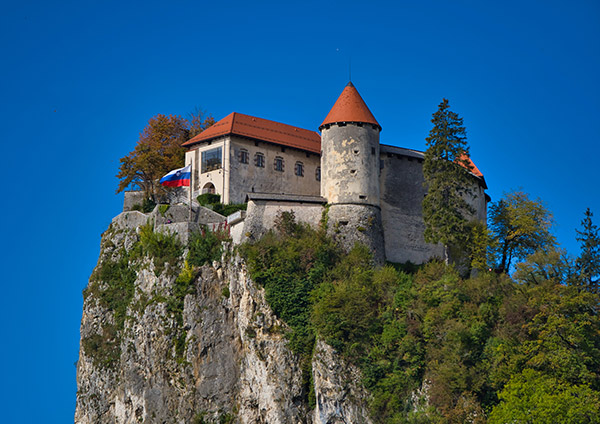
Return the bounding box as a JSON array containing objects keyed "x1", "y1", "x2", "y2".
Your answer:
[{"x1": 160, "y1": 165, "x2": 191, "y2": 187}]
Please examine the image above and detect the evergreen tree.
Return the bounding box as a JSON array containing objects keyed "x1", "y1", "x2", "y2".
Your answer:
[
  {"x1": 423, "y1": 98, "x2": 474, "y2": 260},
  {"x1": 576, "y1": 208, "x2": 600, "y2": 293}
]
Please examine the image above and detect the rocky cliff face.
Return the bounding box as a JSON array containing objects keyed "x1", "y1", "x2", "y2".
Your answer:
[{"x1": 75, "y1": 213, "x2": 371, "y2": 423}]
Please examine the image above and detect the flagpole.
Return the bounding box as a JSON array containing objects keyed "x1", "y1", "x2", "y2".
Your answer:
[{"x1": 189, "y1": 157, "x2": 193, "y2": 222}]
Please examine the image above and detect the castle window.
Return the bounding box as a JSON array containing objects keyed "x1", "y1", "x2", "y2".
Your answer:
[
  {"x1": 239, "y1": 149, "x2": 249, "y2": 164},
  {"x1": 274, "y1": 156, "x2": 284, "y2": 172},
  {"x1": 254, "y1": 152, "x2": 265, "y2": 168},
  {"x1": 371, "y1": 147, "x2": 376, "y2": 155},
  {"x1": 315, "y1": 166, "x2": 321, "y2": 181},
  {"x1": 295, "y1": 161, "x2": 304, "y2": 177},
  {"x1": 201, "y1": 147, "x2": 222, "y2": 173}
]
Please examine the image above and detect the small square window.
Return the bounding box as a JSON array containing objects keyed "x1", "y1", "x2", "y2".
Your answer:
[
  {"x1": 255, "y1": 152, "x2": 265, "y2": 168},
  {"x1": 274, "y1": 156, "x2": 284, "y2": 172},
  {"x1": 239, "y1": 149, "x2": 249, "y2": 164}
]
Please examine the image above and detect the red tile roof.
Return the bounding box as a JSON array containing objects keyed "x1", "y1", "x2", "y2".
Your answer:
[
  {"x1": 466, "y1": 157, "x2": 484, "y2": 178},
  {"x1": 182, "y1": 112, "x2": 321, "y2": 154},
  {"x1": 320, "y1": 82, "x2": 380, "y2": 130}
]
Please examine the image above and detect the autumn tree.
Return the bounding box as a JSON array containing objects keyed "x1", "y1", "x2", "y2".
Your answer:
[
  {"x1": 116, "y1": 110, "x2": 213, "y2": 201},
  {"x1": 489, "y1": 191, "x2": 555, "y2": 272},
  {"x1": 576, "y1": 208, "x2": 600, "y2": 293},
  {"x1": 423, "y1": 98, "x2": 474, "y2": 260}
]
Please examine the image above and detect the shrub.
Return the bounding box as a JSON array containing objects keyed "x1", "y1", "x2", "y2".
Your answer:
[
  {"x1": 196, "y1": 193, "x2": 246, "y2": 216},
  {"x1": 82, "y1": 248, "x2": 138, "y2": 367},
  {"x1": 142, "y1": 197, "x2": 156, "y2": 213},
  {"x1": 197, "y1": 193, "x2": 221, "y2": 205},
  {"x1": 187, "y1": 225, "x2": 229, "y2": 267},
  {"x1": 166, "y1": 260, "x2": 197, "y2": 362},
  {"x1": 158, "y1": 204, "x2": 170, "y2": 216},
  {"x1": 137, "y1": 220, "x2": 183, "y2": 277}
]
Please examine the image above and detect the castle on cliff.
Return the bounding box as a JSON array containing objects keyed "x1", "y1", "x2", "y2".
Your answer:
[{"x1": 176, "y1": 82, "x2": 489, "y2": 264}]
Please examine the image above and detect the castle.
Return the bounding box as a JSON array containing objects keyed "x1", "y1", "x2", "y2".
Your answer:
[{"x1": 177, "y1": 82, "x2": 488, "y2": 264}]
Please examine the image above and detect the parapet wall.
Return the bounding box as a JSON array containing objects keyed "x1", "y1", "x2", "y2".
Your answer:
[{"x1": 242, "y1": 194, "x2": 326, "y2": 242}]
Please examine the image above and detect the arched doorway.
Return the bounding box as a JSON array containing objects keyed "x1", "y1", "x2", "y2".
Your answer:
[{"x1": 202, "y1": 182, "x2": 216, "y2": 194}]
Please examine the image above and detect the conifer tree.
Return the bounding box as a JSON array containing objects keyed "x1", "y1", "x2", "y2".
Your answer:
[
  {"x1": 423, "y1": 98, "x2": 474, "y2": 260},
  {"x1": 576, "y1": 208, "x2": 600, "y2": 292}
]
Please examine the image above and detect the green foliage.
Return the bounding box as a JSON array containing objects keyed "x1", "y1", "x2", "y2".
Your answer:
[
  {"x1": 142, "y1": 197, "x2": 156, "y2": 213},
  {"x1": 81, "y1": 324, "x2": 121, "y2": 369},
  {"x1": 192, "y1": 411, "x2": 236, "y2": 424},
  {"x1": 489, "y1": 190, "x2": 555, "y2": 272},
  {"x1": 488, "y1": 369, "x2": 600, "y2": 424},
  {"x1": 423, "y1": 98, "x2": 475, "y2": 252},
  {"x1": 242, "y1": 212, "x2": 339, "y2": 355},
  {"x1": 82, "y1": 248, "x2": 138, "y2": 367},
  {"x1": 158, "y1": 204, "x2": 170, "y2": 216},
  {"x1": 165, "y1": 260, "x2": 198, "y2": 362},
  {"x1": 312, "y1": 246, "x2": 399, "y2": 358},
  {"x1": 221, "y1": 285, "x2": 230, "y2": 298},
  {"x1": 187, "y1": 225, "x2": 229, "y2": 267},
  {"x1": 576, "y1": 207, "x2": 600, "y2": 292},
  {"x1": 468, "y1": 220, "x2": 496, "y2": 272},
  {"x1": 197, "y1": 193, "x2": 247, "y2": 216},
  {"x1": 197, "y1": 193, "x2": 221, "y2": 205},
  {"x1": 241, "y1": 211, "x2": 340, "y2": 404},
  {"x1": 137, "y1": 220, "x2": 183, "y2": 277}
]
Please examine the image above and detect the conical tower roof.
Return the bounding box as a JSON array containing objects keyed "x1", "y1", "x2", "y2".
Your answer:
[{"x1": 320, "y1": 82, "x2": 380, "y2": 130}]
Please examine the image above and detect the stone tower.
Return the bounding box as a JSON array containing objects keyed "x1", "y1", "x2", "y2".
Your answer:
[{"x1": 319, "y1": 82, "x2": 386, "y2": 263}]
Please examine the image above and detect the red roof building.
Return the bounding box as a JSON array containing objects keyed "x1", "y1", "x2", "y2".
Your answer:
[{"x1": 183, "y1": 112, "x2": 321, "y2": 154}]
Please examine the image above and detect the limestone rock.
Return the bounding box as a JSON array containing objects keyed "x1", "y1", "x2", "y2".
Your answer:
[{"x1": 75, "y1": 220, "x2": 371, "y2": 423}]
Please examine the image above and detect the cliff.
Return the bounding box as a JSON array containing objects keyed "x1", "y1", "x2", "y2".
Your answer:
[{"x1": 75, "y1": 210, "x2": 371, "y2": 423}]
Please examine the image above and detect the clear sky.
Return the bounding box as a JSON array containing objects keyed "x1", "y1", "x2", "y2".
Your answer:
[{"x1": 1, "y1": 1, "x2": 598, "y2": 422}]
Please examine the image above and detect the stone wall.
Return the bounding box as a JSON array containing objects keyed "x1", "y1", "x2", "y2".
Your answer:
[
  {"x1": 228, "y1": 135, "x2": 321, "y2": 204},
  {"x1": 379, "y1": 146, "x2": 444, "y2": 264},
  {"x1": 242, "y1": 194, "x2": 325, "y2": 242},
  {"x1": 326, "y1": 204, "x2": 386, "y2": 265},
  {"x1": 185, "y1": 135, "x2": 321, "y2": 205},
  {"x1": 321, "y1": 123, "x2": 381, "y2": 206},
  {"x1": 123, "y1": 191, "x2": 146, "y2": 212},
  {"x1": 379, "y1": 145, "x2": 487, "y2": 264}
]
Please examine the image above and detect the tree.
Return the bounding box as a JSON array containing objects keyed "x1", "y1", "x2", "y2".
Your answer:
[
  {"x1": 488, "y1": 369, "x2": 600, "y2": 424},
  {"x1": 116, "y1": 110, "x2": 213, "y2": 201},
  {"x1": 423, "y1": 98, "x2": 475, "y2": 260},
  {"x1": 489, "y1": 191, "x2": 555, "y2": 272},
  {"x1": 187, "y1": 107, "x2": 215, "y2": 139},
  {"x1": 576, "y1": 208, "x2": 600, "y2": 293}
]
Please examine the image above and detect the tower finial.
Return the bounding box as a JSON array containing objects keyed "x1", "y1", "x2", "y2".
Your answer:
[{"x1": 349, "y1": 56, "x2": 352, "y2": 82}]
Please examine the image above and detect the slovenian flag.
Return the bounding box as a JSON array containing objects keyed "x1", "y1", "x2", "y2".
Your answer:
[{"x1": 160, "y1": 165, "x2": 191, "y2": 187}]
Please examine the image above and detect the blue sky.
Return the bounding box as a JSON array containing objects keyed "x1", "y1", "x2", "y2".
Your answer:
[{"x1": 1, "y1": 1, "x2": 598, "y2": 422}]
